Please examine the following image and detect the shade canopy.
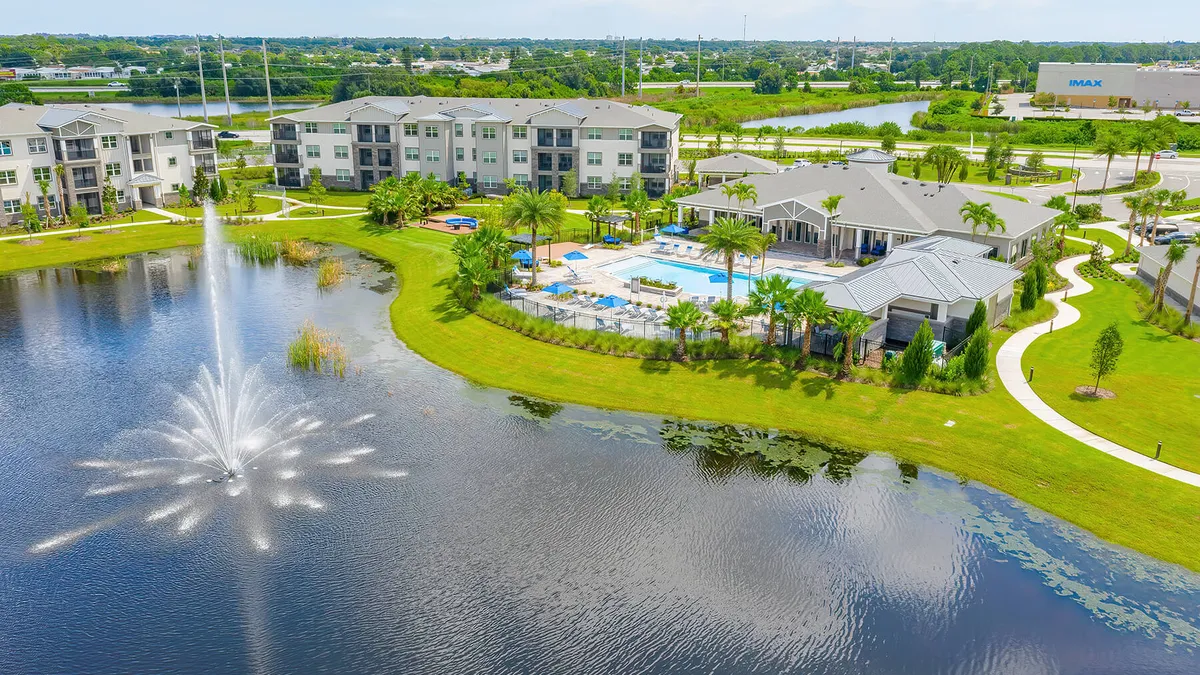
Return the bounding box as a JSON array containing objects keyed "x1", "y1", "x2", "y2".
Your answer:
[
  {"x1": 661, "y1": 224, "x2": 687, "y2": 235},
  {"x1": 511, "y1": 250, "x2": 534, "y2": 262},
  {"x1": 594, "y1": 295, "x2": 629, "y2": 309},
  {"x1": 542, "y1": 282, "x2": 575, "y2": 295},
  {"x1": 594, "y1": 215, "x2": 630, "y2": 224},
  {"x1": 563, "y1": 250, "x2": 588, "y2": 261},
  {"x1": 508, "y1": 233, "x2": 551, "y2": 245}
]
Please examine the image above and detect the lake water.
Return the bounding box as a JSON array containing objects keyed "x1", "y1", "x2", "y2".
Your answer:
[
  {"x1": 742, "y1": 100, "x2": 930, "y2": 132},
  {"x1": 2, "y1": 248, "x2": 1200, "y2": 673},
  {"x1": 93, "y1": 101, "x2": 320, "y2": 118}
]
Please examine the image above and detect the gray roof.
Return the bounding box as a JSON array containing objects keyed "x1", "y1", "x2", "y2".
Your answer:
[
  {"x1": 846, "y1": 148, "x2": 897, "y2": 164},
  {"x1": 895, "y1": 235, "x2": 992, "y2": 257},
  {"x1": 0, "y1": 102, "x2": 212, "y2": 135},
  {"x1": 694, "y1": 152, "x2": 782, "y2": 175},
  {"x1": 271, "y1": 96, "x2": 682, "y2": 130},
  {"x1": 675, "y1": 165, "x2": 1059, "y2": 240},
  {"x1": 809, "y1": 236, "x2": 1022, "y2": 313}
]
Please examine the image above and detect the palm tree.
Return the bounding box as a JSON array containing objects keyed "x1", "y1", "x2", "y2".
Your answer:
[
  {"x1": 1147, "y1": 188, "x2": 1174, "y2": 243},
  {"x1": 1154, "y1": 241, "x2": 1189, "y2": 312},
  {"x1": 699, "y1": 217, "x2": 761, "y2": 302},
  {"x1": 1127, "y1": 124, "x2": 1157, "y2": 178},
  {"x1": 664, "y1": 301, "x2": 707, "y2": 361},
  {"x1": 821, "y1": 194, "x2": 845, "y2": 262},
  {"x1": 36, "y1": 179, "x2": 52, "y2": 224},
  {"x1": 959, "y1": 200, "x2": 997, "y2": 242},
  {"x1": 732, "y1": 182, "x2": 758, "y2": 211},
  {"x1": 832, "y1": 310, "x2": 874, "y2": 379},
  {"x1": 457, "y1": 253, "x2": 499, "y2": 302},
  {"x1": 708, "y1": 299, "x2": 745, "y2": 343},
  {"x1": 755, "y1": 231, "x2": 775, "y2": 279},
  {"x1": 586, "y1": 194, "x2": 611, "y2": 239},
  {"x1": 982, "y1": 216, "x2": 1007, "y2": 256},
  {"x1": 1185, "y1": 233, "x2": 1200, "y2": 326},
  {"x1": 501, "y1": 188, "x2": 566, "y2": 287},
  {"x1": 472, "y1": 224, "x2": 510, "y2": 270},
  {"x1": 748, "y1": 274, "x2": 797, "y2": 345},
  {"x1": 1121, "y1": 193, "x2": 1146, "y2": 254},
  {"x1": 659, "y1": 192, "x2": 679, "y2": 226},
  {"x1": 922, "y1": 144, "x2": 966, "y2": 184},
  {"x1": 52, "y1": 163, "x2": 66, "y2": 226},
  {"x1": 1093, "y1": 130, "x2": 1128, "y2": 194},
  {"x1": 719, "y1": 181, "x2": 738, "y2": 209},
  {"x1": 785, "y1": 288, "x2": 831, "y2": 369},
  {"x1": 1137, "y1": 193, "x2": 1158, "y2": 247},
  {"x1": 1054, "y1": 211, "x2": 1080, "y2": 256},
  {"x1": 624, "y1": 189, "x2": 652, "y2": 243}
]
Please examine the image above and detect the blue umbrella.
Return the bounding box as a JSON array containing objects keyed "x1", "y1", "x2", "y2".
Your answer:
[
  {"x1": 594, "y1": 294, "x2": 628, "y2": 316},
  {"x1": 709, "y1": 272, "x2": 729, "y2": 283},
  {"x1": 511, "y1": 249, "x2": 533, "y2": 263},
  {"x1": 661, "y1": 224, "x2": 687, "y2": 235},
  {"x1": 542, "y1": 282, "x2": 575, "y2": 295},
  {"x1": 563, "y1": 250, "x2": 588, "y2": 261}
]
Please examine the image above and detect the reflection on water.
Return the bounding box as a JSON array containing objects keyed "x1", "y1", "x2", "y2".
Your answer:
[
  {"x1": 742, "y1": 100, "x2": 930, "y2": 132},
  {"x1": 1, "y1": 250, "x2": 1199, "y2": 674}
]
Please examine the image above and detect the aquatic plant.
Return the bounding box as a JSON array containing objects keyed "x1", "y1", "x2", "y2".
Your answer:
[
  {"x1": 281, "y1": 237, "x2": 321, "y2": 265},
  {"x1": 287, "y1": 320, "x2": 348, "y2": 377},
  {"x1": 316, "y1": 257, "x2": 346, "y2": 288},
  {"x1": 234, "y1": 235, "x2": 279, "y2": 263}
]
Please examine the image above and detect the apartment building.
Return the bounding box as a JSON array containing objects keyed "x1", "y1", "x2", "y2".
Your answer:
[
  {"x1": 0, "y1": 103, "x2": 217, "y2": 225},
  {"x1": 268, "y1": 96, "x2": 682, "y2": 197}
]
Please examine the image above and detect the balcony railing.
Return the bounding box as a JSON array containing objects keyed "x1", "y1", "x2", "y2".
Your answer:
[
  {"x1": 74, "y1": 178, "x2": 98, "y2": 189},
  {"x1": 640, "y1": 164, "x2": 667, "y2": 174},
  {"x1": 557, "y1": 158, "x2": 573, "y2": 172},
  {"x1": 275, "y1": 150, "x2": 300, "y2": 164},
  {"x1": 190, "y1": 138, "x2": 215, "y2": 151},
  {"x1": 64, "y1": 149, "x2": 97, "y2": 161},
  {"x1": 272, "y1": 127, "x2": 298, "y2": 141},
  {"x1": 641, "y1": 135, "x2": 669, "y2": 149}
]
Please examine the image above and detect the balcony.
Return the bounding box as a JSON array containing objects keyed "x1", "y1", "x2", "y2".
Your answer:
[
  {"x1": 537, "y1": 153, "x2": 553, "y2": 171},
  {"x1": 74, "y1": 177, "x2": 98, "y2": 190},
  {"x1": 375, "y1": 126, "x2": 392, "y2": 143},
  {"x1": 556, "y1": 130, "x2": 573, "y2": 148},
  {"x1": 536, "y1": 129, "x2": 555, "y2": 147},
  {"x1": 641, "y1": 133, "x2": 669, "y2": 150},
  {"x1": 64, "y1": 149, "x2": 97, "y2": 161},
  {"x1": 640, "y1": 163, "x2": 667, "y2": 174},
  {"x1": 277, "y1": 168, "x2": 302, "y2": 188},
  {"x1": 190, "y1": 131, "x2": 215, "y2": 151},
  {"x1": 557, "y1": 155, "x2": 573, "y2": 172},
  {"x1": 357, "y1": 126, "x2": 374, "y2": 143},
  {"x1": 274, "y1": 148, "x2": 300, "y2": 165},
  {"x1": 272, "y1": 126, "x2": 298, "y2": 141}
]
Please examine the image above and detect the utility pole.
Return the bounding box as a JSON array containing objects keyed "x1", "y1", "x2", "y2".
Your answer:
[
  {"x1": 621, "y1": 37, "x2": 626, "y2": 97},
  {"x1": 638, "y1": 38, "x2": 643, "y2": 98},
  {"x1": 218, "y1": 35, "x2": 232, "y2": 127},
  {"x1": 195, "y1": 35, "x2": 209, "y2": 122},
  {"x1": 834, "y1": 37, "x2": 840, "y2": 71},
  {"x1": 173, "y1": 78, "x2": 182, "y2": 117},
  {"x1": 889, "y1": 38, "x2": 894, "y2": 72},
  {"x1": 696, "y1": 35, "x2": 701, "y2": 97},
  {"x1": 743, "y1": 15, "x2": 747, "y2": 43},
  {"x1": 262, "y1": 39, "x2": 274, "y2": 118},
  {"x1": 968, "y1": 55, "x2": 974, "y2": 88},
  {"x1": 850, "y1": 36, "x2": 857, "y2": 70}
]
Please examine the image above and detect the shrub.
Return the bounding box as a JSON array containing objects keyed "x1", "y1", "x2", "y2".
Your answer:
[
  {"x1": 1073, "y1": 203, "x2": 1104, "y2": 221},
  {"x1": 900, "y1": 320, "x2": 935, "y2": 383},
  {"x1": 964, "y1": 300, "x2": 988, "y2": 336},
  {"x1": 963, "y1": 326, "x2": 990, "y2": 379},
  {"x1": 1032, "y1": 261, "x2": 1048, "y2": 298},
  {"x1": 857, "y1": 256, "x2": 877, "y2": 267},
  {"x1": 931, "y1": 355, "x2": 966, "y2": 382}
]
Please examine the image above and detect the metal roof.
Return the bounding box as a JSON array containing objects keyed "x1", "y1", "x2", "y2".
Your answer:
[
  {"x1": 846, "y1": 148, "x2": 897, "y2": 164},
  {"x1": 694, "y1": 153, "x2": 782, "y2": 175}
]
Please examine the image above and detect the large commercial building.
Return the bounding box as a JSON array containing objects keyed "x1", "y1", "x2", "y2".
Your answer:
[
  {"x1": 1036, "y1": 62, "x2": 1200, "y2": 109},
  {"x1": 0, "y1": 103, "x2": 217, "y2": 225},
  {"x1": 268, "y1": 96, "x2": 682, "y2": 197}
]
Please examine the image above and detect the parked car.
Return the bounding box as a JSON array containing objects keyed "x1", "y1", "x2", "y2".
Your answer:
[
  {"x1": 1136, "y1": 222, "x2": 1179, "y2": 235},
  {"x1": 829, "y1": 160, "x2": 846, "y2": 166},
  {"x1": 1155, "y1": 149, "x2": 1179, "y2": 160},
  {"x1": 1155, "y1": 231, "x2": 1196, "y2": 245},
  {"x1": 106, "y1": 81, "x2": 126, "y2": 88},
  {"x1": 792, "y1": 159, "x2": 812, "y2": 167},
  {"x1": 217, "y1": 131, "x2": 239, "y2": 139},
  {"x1": 1176, "y1": 110, "x2": 1196, "y2": 117}
]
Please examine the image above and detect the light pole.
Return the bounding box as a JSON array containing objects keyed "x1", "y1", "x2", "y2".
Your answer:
[{"x1": 173, "y1": 78, "x2": 182, "y2": 117}]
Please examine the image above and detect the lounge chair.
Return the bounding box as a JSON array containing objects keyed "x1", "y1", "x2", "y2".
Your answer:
[
  {"x1": 501, "y1": 285, "x2": 528, "y2": 300},
  {"x1": 595, "y1": 318, "x2": 610, "y2": 332},
  {"x1": 613, "y1": 322, "x2": 634, "y2": 336},
  {"x1": 684, "y1": 245, "x2": 694, "y2": 257},
  {"x1": 707, "y1": 295, "x2": 718, "y2": 307},
  {"x1": 653, "y1": 241, "x2": 669, "y2": 254},
  {"x1": 644, "y1": 308, "x2": 659, "y2": 322}
]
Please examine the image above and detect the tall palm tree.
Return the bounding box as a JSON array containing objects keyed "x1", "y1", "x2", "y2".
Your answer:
[
  {"x1": 586, "y1": 194, "x2": 611, "y2": 238},
  {"x1": 664, "y1": 301, "x2": 707, "y2": 361},
  {"x1": 959, "y1": 200, "x2": 997, "y2": 242},
  {"x1": 708, "y1": 299, "x2": 745, "y2": 343},
  {"x1": 1121, "y1": 192, "x2": 1146, "y2": 255},
  {"x1": 785, "y1": 288, "x2": 831, "y2": 369},
  {"x1": 1145, "y1": 115, "x2": 1180, "y2": 175},
  {"x1": 1053, "y1": 211, "x2": 1080, "y2": 256},
  {"x1": 659, "y1": 192, "x2": 679, "y2": 226},
  {"x1": 1092, "y1": 131, "x2": 1128, "y2": 194},
  {"x1": 755, "y1": 231, "x2": 775, "y2": 279},
  {"x1": 699, "y1": 216, "x2": 761, "y2": 302},
  {"x1": 501, "y1": 188, "x2": 565, "y2": 287},
  {"x1": 472, "y1": 224, "x2": 511, "y2": 270},
  {"x1": 624, "y1": 189, "x2": 652, "y2": 243},
  {"x1": 732, "y1": 182, "x2": 758, "y2": 211},
  {"x1": 982, "y1": 216, "x2": 1007, "y2": 256},
  {"x1": 922, "y1": 144, "x2": 966, "y2": 184},
  {"x1": 1154, "y1": 241, "x2": 1189, "y2": 312},
  {"x1": 1185, "y1": 233, "x2": 1200, "y2": 326},
  {"x1": 1147, "y1": 188, "x2": 1175, "y2": 244},
  {"x1": 821, "y1": 194, "x2": 845, "y2": 262},
  {"x1": 1137, "y1": 193, "x2": 1158, "y2": 246},
  {"x1": 748, "y1": 274, "x2": 797, "y2": 345},
  {"x1": 1127, "y1": 123, "x2": 1157, "y2": 178},
  {"x1": 832, "y1": 310, "x2": 874, "y2": 379},
  {"x1": 719, "y1": 181, "x2": 738, "y2": 210},
  {"x1": 52, "y1": 163, "x2": 67, "y2": 226}
]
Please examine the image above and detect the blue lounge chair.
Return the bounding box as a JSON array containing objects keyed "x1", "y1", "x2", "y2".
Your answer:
[
  {"x1": 671, "y1": 243, "x2": 681, "y2": 255},
  {"x1": 684, "y1": 245, "x2": 694, "y2": 257}
]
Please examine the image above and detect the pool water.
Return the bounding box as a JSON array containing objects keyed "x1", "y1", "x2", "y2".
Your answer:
[{"x1": 599, "y1": 255, "x2": 835, "y2": 298}]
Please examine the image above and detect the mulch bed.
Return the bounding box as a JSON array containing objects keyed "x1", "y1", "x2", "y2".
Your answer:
[
  {"x1": 1074, "y1": 385, "x2": 1116, "y2": 399},
  {"x1": 65, "y1": 235, "x2": 92, "y2": 242},
  {"x1": 17, "y1": 239, "x2": 44, "y2": 246}
]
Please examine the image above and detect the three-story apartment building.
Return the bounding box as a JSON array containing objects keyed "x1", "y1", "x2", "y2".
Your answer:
[
  {"x1": 0, "y1": 103, "x2": 217, "y2": 225},
  {"x1": 268, "y1": 96, "x2": 682, "y2": 197}
]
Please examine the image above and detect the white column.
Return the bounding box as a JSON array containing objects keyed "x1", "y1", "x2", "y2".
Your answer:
[
  {"x1": 886, "y1": 232, "x2": 894, "y2": 251},
  {"x1": 676, "y1": 203, "x2": 683, "y2": 225}
]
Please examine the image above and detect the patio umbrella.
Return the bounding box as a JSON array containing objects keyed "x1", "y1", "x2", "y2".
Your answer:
[
  {"x1": 661, "y1": 224, "x2": 687, "y2": 235},
  {"x1": 511, "y1": 249, "x2": 534, "y2": 265},
  {"x1": 563, "y1": 250, "x2": 588, "y2": 261},
  {"x1": 542, "y1": 282, "x2": 575, "y2": 296},
  {"x1": 593, "y1": 294, "x2": 628, "y2": 317}
]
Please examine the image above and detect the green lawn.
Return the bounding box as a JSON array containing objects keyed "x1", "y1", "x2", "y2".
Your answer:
[
  {"x1": 982, "y1": 190, "x2": 1029, "y2": 203},
  {"x1": 315, "y1": 191, "x2": 372, "y2": 208},
  {"x1": 1163, "y1": 197, "x2": 1200, "y2": 217},
  {"x1": 1073, "y1": 228, "x2": 1135, "y2": 257},
  {"x1": 166, "y1": 198, "x2": 283, "y2": 219},
  {"x1": 4, "y1": 218, "x2": 1200, "y2": 569},
  {"x1": 894, "y1": 160, "x2": 1076, "y2": 186},
  {"x1": 1025, "y1": 279, "x2": 1200, "y2": 472}
]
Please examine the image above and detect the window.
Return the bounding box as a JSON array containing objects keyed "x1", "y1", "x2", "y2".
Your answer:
[
  {"x1": 618, "y1": 177, "x2": 631, "y2": 191},
  {"x1": 304, "y1": 122, "x2": 319, "y2": 134},
  {"x1": 134, "y1": 158, "x2": 153, "y2": 172},
  {"x1": 27, "y1": 137, "x2": 47, "y2": 154},
  {"x1": 513, "y1": 173, "x2": 528, "y2": 187},
  {"x1": 587, "y1": 176, "x2": 603, "y2": 189},
  {"x1": 0, "y1": 140, "x2": 11, "y2": 156},
  {"x1": 171, "y1": 183, "x2": 181, "y2": 192},
  {"x1": 425, "y1": 150, "x2": 440, "y2": 162},
  {"x1": 482, "y1": 151, "x2": 497, "y2": 165},
  {"x1": 334, "y1": 145, "x2": 349, "y2": 159},
  {"x1": 306, "y1": 145, "x2": 321, "y2": 158},
  {"x1": 618, "y1": 128, "x2": 634, "y2": 141},
  {"x1": 115, "y1": 189, "x2": 125, "y2": 203},
  {"x1": 101, "y1": 135, "x2": 118, "y2": 149},
  {"x1": 164, "y1": 131, "x2": 173, "y2": 140},
  {"x1": 167, "y1": 156, "x2": 177, "y2": 167},
  {"x1": 424, "y1": 125, "x2": 439, "y2": 138},
  {"x1": 33, "y1": 167, "x2": 51, "y2": 182},
  {"x1": 455, "y1": 147, "x2": 465, "y2": 161},
  {"x1": 0, "y1": 170, "x2": 16, "y2": 185},
  {"x1": 332, "y1": 122, "x2": 347, "y2": 135},
  {"x1": 481, "y1": 126, "x2": 496, "y2": 140},
  {"x1": 403, "y1": 123, "x2": 418, "y2": 137},
  {"x1": 482, "y1": 175, "x2": 499, "y2": 189},
  {"x1": 335, "y1": 169, "x2": 351, "y2": 182},
  {"x1": 512, "y1": 150, "x2": 527, "y2": 163},
  {"x1": 472, "y1": 148, "x2": 477, "y2": 161},
  {"x1": 455, "y1": 123, "x2": 463, "y2": 138},
  {"x1": 512, "y1": 126, "x2": 527, "y2": 139},
  {"x1": 2, "y1": 199, "x2": 19, "y2": 214},
  {"x1": 618, "y1": 152, "x2": 633, "y2": 167},
  {"x1": 587, "y1": 128, "x2": 602, "y2": 140},
  {"x1": 37, "y1": 195, "x2": 57, "y2": 211},
  {"x1": 587, "y1": 152, "x2": 602, "y2": 166},
  {"x1": 105, "y1": 162, "x2": 121, "y2": 177},
  {"x1": 405, "y1": 147, "x2": 419, "y2": 162}
]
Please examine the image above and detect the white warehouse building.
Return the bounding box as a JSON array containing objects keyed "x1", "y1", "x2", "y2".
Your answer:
[{"x1": 1036, "y1": 62, "x2": 1200, "y2": 109}]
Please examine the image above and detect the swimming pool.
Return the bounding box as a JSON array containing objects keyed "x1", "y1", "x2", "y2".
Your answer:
[{"x1": 598, "y1": 255, "x2": 835, "y2": 298}]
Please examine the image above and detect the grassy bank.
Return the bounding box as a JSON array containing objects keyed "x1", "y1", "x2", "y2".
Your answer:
[
  {"x1": 3, "y1": 218, "x2": 1200, "y2": 570},
  {"x1": 644, "y1": 88, "x2": 946, "y2": 127}
]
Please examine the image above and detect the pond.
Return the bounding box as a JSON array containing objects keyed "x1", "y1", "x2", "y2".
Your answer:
[
  {"x1": 742, "y1": 100, "x2": 930, "y2": 132},
  {"x1": 1, "y1": 241, "x2": 1200, "y2": 673},
  {"x1": 93, "y1": 101, "x2": 320, "y2": 118}
]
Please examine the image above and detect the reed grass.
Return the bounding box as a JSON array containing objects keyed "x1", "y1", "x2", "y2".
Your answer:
[
  {"x1": 234, "y1": 235, "x2": 279, "y2": 263},
  {"x1": 286, "y1": 320, "x2": 348, "y2": 378},
  {"x1": 316, "y1": 257, "x2": 346, "y2": 288},
  {"x1": 281, "y1": 237, "x2": 321, "y2": 264},
  {"x1": 98, "y1": 257, "x2": 128, "y2": 273}
]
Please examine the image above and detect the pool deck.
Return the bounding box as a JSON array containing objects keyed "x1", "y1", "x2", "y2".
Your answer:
[{"x1": 530, "y1": 239, "x2": 855, "y2": 306}]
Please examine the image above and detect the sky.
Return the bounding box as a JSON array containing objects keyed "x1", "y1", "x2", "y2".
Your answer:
[{"x1": 4, "y1": 0, "x2": 1196, "y2": 44}]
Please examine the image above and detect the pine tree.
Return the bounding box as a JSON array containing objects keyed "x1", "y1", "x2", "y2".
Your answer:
[
  {"x1": 1089, "y1": 321, "x2": 1124, "y2": 394},
  {"x1": 900, "y1": 320, "x2": 935, "y2": 383},
  {"x1": 964, "y1": 300, "x2": 988, "y2": 336},
  {"x1": 964, "y1": 326, "x2": 990, "y2": 380},
  {"x1": 1032, "y1": 261, "x2": 1048, "y2": 298},
  {"x1": 1019, "y1": 267, "x2": 1039, "y2": 311}
]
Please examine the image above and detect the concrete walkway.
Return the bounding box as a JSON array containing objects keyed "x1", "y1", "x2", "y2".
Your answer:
[{"x1": 996, "y1": 247, "x2": 1200, "y2": 487}]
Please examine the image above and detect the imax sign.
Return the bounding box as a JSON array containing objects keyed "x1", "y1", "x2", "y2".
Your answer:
[{"x1": 1068, "y1": 79, "x2": 1103, "y2": 87}]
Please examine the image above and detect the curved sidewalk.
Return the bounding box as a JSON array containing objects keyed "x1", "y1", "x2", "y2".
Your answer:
[{"x1": 995, "y1": 248, "x2": 1200, "y2": 487}]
